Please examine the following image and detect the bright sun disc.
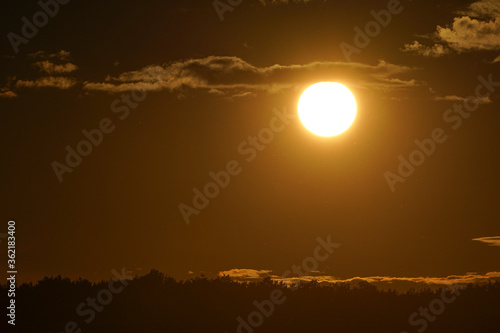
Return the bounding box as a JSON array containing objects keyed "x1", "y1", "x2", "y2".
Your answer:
[{"x1": 298, "y1": 82, "x2": 357, "y2": 137}]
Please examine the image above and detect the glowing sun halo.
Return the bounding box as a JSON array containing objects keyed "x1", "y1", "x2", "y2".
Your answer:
[{"x1": 298, "y1": 82, "x2": 357, "y2": 137}]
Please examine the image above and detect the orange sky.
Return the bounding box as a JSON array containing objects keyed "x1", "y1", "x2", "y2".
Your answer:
[{"x1": 1, "y1": 0, "x2": 499, "y2": 285}]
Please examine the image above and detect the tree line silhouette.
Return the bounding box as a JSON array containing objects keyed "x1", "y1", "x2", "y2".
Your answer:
[{"x1": 2, "y1": 270, "x2": 500, "y2": 332}]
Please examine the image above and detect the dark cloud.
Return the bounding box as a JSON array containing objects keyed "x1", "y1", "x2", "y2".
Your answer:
[
  {"x1": 33, "y1": 61, "x2": 79, "y2": 75},
  {"x1": 82, "y1": 56, "x2": 421, "y2": 97},
  {"x1": 15, "y1": 76, "x2": 77, "y2": 89}
]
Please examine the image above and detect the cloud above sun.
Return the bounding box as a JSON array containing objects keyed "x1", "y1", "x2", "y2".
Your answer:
[
  {"x1": 33, "y1": 61, "x2": 79, "y2": 75},
  {"x1": 83, "y1": 56, "x2": 421, "y2": 96},
  {"x1": 2, "y1": 54, "x2": 422, "y2": 99},
  {"x1": 401, "y1": 41, "x2": 450, "y2": 57},
  {"x1": 402, "y1": 0, "x2": 500, "y2": 57},
  {"x1": 0, "y1": 50, "x2": 78, "y2": 95},
  {"x1": 15, "y1": 77, "x2": 77, "y2": 89}
]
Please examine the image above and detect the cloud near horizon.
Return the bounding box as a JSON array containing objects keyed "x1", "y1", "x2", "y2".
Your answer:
[
  {"x1": 219, "y1": 268, "x2": 500, "y2": 290},
  {"x1": 219, "y1": 268, "x2": 273, "y2": 280}
]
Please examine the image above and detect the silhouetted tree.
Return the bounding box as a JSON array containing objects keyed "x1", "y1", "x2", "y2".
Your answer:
[{"x1": 3, "y1": 270, "x2": 500, "y2": 333}]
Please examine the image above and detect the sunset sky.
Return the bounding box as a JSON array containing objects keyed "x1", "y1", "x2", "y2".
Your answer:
[{"x1": 1, "y1": 0, "x2": 499, "y2": 290}]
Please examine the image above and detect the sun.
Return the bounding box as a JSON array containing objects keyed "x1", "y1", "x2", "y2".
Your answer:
[{"x1": 298, "y1": 82, "x2": 357, "y2": 137}]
